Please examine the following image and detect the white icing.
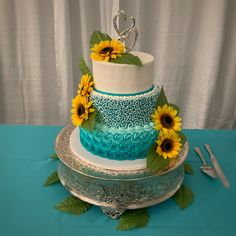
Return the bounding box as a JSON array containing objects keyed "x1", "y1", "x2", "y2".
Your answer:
[
  {"x1": 70, "y1": 127, "x2": 146, "y2": 171},
  {"x1": 92, "y1": 51, "x2": 154, "y2": 94}
]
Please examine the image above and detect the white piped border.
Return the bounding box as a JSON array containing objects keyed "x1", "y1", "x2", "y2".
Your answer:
[{"x1": 91, "y1": 85, "x2": 160, "y2": 100}]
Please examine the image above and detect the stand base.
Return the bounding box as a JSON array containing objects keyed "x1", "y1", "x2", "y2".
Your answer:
[{"x1": 101, "y1": 207, "x2": 125, "y2": 219}]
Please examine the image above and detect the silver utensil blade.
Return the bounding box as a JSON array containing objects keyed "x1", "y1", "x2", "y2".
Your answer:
[
  {"x1": 201, "y1": 166, "x2": 217, "y2": 179},
  {"x1": 210, "y1": 156, "x2": 230, "y2": 188},
  {"x1": 205, "y1": 144, "x2": 230, "y2": 188},
  {"x1": 194, "y1": 147, "x2": 217, "y2": 178}
]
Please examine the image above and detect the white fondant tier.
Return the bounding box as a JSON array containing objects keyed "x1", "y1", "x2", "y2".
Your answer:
[
  {"x1": 70, "y1": 127, "x2": 146, "y2": 171},
  {"x1": 92, "y1": 51, "x2": 154, "y2": 94}
]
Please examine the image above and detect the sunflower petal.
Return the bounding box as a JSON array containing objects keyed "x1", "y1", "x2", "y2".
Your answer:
[
  {"x1": 89, "y1": 108, "x2": 95, "y2": 113},
  {"x1": 175, "y1": 117, "x2": 182, "y2": 122}
]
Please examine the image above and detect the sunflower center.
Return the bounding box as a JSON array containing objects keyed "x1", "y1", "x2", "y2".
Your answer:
[
  {"x1": 100, "y1": 47, "x2": 113, "y2": 54},
  {"x1": 77, "y1": 104, "x2": 85, "y2": 116},
  {"x1": 161, "y1": 115, "x2": 173, "y2": 128},
  {"x1": 161, "y1": 139, "x2": 173, "y2": 153}
]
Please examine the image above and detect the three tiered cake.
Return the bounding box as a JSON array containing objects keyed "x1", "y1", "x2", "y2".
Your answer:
[{"x1": 70, "y1": 29, "x2": 183, "y2": 170}]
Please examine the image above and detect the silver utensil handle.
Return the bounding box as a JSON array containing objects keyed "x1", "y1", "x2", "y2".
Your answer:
[
  {"x1": 194, "y1": 147, "x2": 207, "y2": 165},
  {"x1": 204, "y1": 144, "x2": 214, "y2": 157}
]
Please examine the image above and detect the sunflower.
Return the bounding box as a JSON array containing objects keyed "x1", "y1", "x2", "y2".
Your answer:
[
  {"x1": 77, "y1": 74, "x2": 94, "y2": 97},
  {"x1": 156, "y1": 131, "x2": 182, "y2": 159},
  {"x1": 152, "y1": 104, "x2": 182, "y2": 133},
  {"x1": 90, "y1": 39, "x2": 125, "y2": 62},
  {"x1": 71, "y1": 95, "x2": 95, "y2": 126}
]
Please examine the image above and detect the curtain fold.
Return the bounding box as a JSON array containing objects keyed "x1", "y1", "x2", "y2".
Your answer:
[{"x1": 0, "y1": 0, "x2": 235, "y2": 128}]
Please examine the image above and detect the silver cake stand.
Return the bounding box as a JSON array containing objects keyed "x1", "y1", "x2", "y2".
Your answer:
[{"x1": 55, "y1": 125, "x2": 189, "y2": 219}]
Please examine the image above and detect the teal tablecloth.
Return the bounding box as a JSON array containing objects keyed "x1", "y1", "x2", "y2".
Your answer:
[{"x1": 0, "y1": 125, "x2": 236, "y2": 235}]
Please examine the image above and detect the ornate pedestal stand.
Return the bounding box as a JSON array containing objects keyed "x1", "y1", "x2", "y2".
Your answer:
[{"x1": 55, "y1": 125, "x2": 189, "y2": 219}]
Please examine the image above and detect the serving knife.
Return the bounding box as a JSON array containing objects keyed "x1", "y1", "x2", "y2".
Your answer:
[
  {"x1": 194, "y1": 147, "x2": 216, "y2": 178},
  {"x1": 204, "y1": 144, "x2": 230, "y2": 188}
]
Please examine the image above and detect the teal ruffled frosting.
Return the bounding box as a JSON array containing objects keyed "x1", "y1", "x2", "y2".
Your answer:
[
  {"x1": 80, "y1": 124, "x2": 158, "y2": 160},
  {"x1": 91, "y1": 86, "x2": 160, "y2": 128}
]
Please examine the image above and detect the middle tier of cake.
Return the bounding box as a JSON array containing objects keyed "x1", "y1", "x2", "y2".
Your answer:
[
  {"x1": 79, "y1": 85, "x2": 160, "y2": 160},
  {"x1": 91, "y1": 85, "x2": 160, "y2": 128}
]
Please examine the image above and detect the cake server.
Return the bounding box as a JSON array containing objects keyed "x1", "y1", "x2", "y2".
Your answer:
[
  {"x1": 204, "y1": 144, "x2": 230, "y2": 188},
  {"x1": 194, "y1": 147, "x2": 216, "y2": 178}
]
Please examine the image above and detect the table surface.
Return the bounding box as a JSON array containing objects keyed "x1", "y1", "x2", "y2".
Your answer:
[{"x1": 0, "y1": 125, "x2": 236, "y2": 236}]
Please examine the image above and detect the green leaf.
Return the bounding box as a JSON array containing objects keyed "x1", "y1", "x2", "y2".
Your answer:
[
  {"x1": 79, "y1": 57, "x2": 92, "y2": 76},
  {"x1": 169, "y1": 103, "x2": 180, "y2": 115},
  {"x1": 110, "y1": 53, "x2": 143, "y2": 66},
  {"x1": 81, "y1": 110, "x2": 96, "y2": 131},
  {"x1": 44, "y1": 171, "x2": 60, "y2": 186},
  {"x1": 90, "y1": 31, "x2": 112, "y2": 48},
  {"x1": 183, "y1": 162, "x2": 194, "y2": 175},
  {"x1": 50, "y1": 153, "x2": 58, "y2": 159},
  {"x1": 172, "y1": 184, "x2": 194, "y2": 209},
  {"x1": 146, "y1": 144, "x2": 170, "y2": 174},
  {"x1": 156, "y1": 86, "x2": 168, "y2": 107},
  {"x1": 178, "y1": 131, "x2": 187, "y2": 145},
  {"x1": 116, "y1": 208, "x2": 149, "y2": 230},
  {"x1": 55, "y1": 195, "x2": 91, "y2": 215}
]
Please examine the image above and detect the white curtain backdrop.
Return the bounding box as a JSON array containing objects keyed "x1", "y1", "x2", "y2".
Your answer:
[{"x1": 0, "y1": 0, "x2": 235, "y2": 128}]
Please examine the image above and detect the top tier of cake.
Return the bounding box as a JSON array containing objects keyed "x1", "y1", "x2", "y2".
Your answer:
[{"x1": 92, "y1": 52, "x2": 154, "y2": 94}]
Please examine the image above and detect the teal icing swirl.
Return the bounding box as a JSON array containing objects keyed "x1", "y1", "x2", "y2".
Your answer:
[{"x1": 80, "y1": 123, "x2": 158, "y2": 160}]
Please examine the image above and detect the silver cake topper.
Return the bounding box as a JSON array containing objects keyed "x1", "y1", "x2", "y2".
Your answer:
[{"x1": 113, "y1": 10, "x2": 138, "y2": 52}]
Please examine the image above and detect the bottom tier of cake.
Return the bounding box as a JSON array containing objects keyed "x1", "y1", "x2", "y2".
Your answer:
[{"x1": 79, "y1": 124, "x2": 158, "y2": 160}]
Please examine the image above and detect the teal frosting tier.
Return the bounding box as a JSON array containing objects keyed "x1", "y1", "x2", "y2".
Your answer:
[
  {"x1": 91, "y1": 86, "x2": 160, "y2": 128},
  {"x1": 80, "y1": 124, "x2": 158, "y2": 160}
]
